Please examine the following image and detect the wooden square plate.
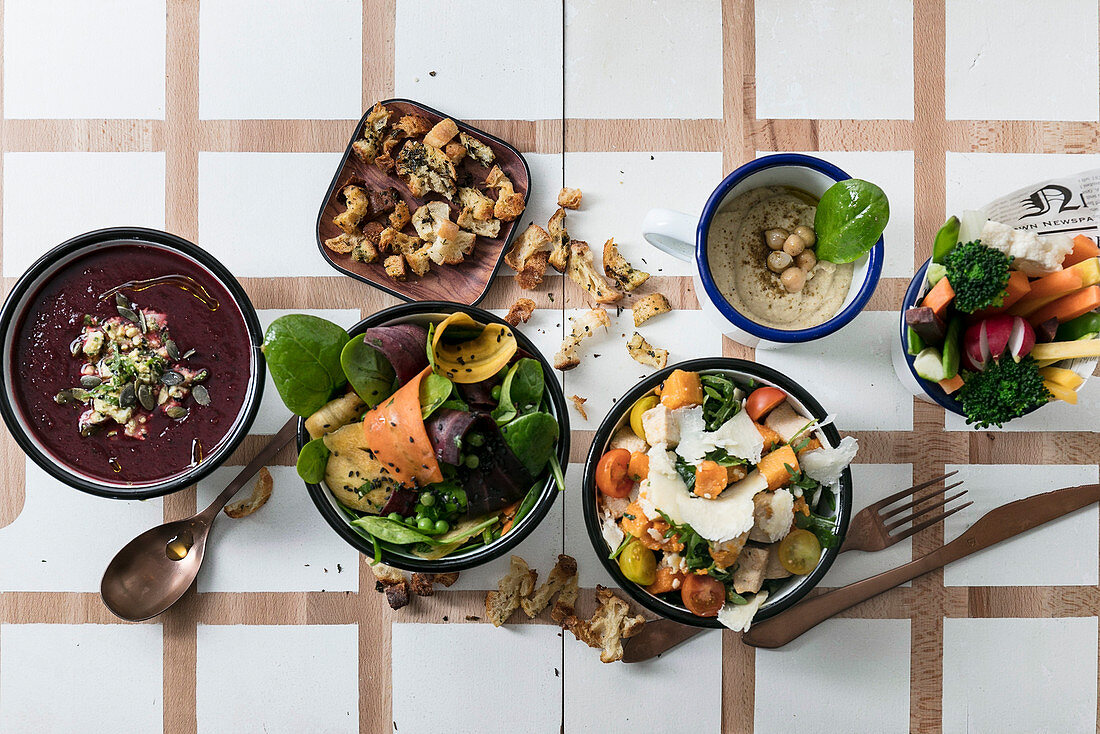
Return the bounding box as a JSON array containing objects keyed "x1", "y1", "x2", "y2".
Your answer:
[{"x1": 315, "y1": 98, "x2": 531, "y2": 305}]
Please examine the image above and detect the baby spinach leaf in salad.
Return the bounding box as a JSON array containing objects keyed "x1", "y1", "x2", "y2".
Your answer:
[
  {"x1": 491, "y1": 358, "x2": 544, "y2": 425},
  {"x1": 814, "y1": 178, "x2": 889, "y2": 264},
  {"x1": 501, "y1": 412, "x2": 559, "y2": 476},
  {"x1": 262, "y1": 315, "x2": 350, "y2": 417},
  {"x1": 296, "y1": 437, "x2": 330, "y2": 483},
  {"x1": 419, "y1": 372, "x2": 455, "y2": 419},
  {"x1": 341, "y1": 337, "x2": 396, "y2": 407}
]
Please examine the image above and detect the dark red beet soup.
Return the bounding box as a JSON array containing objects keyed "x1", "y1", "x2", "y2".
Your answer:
[{"x1": 13, "y1": 243, "x2": 253, "y2": 484}]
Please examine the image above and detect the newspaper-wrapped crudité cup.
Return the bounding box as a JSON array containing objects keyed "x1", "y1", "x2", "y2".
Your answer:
[{"x1": 894, "y1": 170, "x2": 1100, "y2": 427}]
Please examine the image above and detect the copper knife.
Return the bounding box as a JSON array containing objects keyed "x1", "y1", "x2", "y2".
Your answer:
[{"x1": 623, "y1": 483, "x2": 1100, "y2": 660}]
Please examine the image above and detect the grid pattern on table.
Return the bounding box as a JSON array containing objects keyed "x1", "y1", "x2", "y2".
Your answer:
[{"x1": 1, "y1": 1, "x2": 1099, "y2": 732}]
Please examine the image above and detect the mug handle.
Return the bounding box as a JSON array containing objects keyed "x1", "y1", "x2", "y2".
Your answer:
[{"x1": 642, "y1": 208, "x2": 697, "y2": 262}]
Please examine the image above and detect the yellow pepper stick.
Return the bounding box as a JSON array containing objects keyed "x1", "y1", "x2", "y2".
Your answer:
[{"x1": 431, "y1": 312, "x2": 518, "y2": 384}]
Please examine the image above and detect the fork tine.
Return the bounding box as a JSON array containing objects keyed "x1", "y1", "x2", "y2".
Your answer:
[
  {"x1": 867, "y1": 471, "x2": 959, "y2": 513},
  {"x1": 889, "y1": 500, "x2": 973, "y2": 542},
  {"x1": 885, "y1": 490, "x2": 969, "y2": 533},
  {"x1": 880, "y1": 481, "x2": 965, "y2": 522}
]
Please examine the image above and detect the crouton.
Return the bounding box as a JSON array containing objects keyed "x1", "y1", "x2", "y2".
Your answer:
[
  {"x1": 424, "y1": 117, "x2": 459, "y2": 148},
  {"x1": 333, "y1": 185, "x2": 371, "y2": 234},
  {"x1": 504, "y1": 224, "x2": 552, "y2": 289},
  {"x1": 485, "y1": 165, "x2": 525, "y2": 221},
  {"x1": 562, "y1": 586, "x2": 646, "y2": 663},
  {"x1": 603, "y1": 239, "x2": 650, "y2": 291},
  {"x1": 457, "y1": 206, "x2": 501, "y2": 237},
  {"x1": 547, "y1": 208, "x2": 571, "y2": 272},
  {"x1": 633, "y1": 293, "x2": 672, "y2": 326},
  {"x1": 485, "y1": 556, "x2": 537, "y2": 626},
  {"x1": 350, "y1": 102, "x2": 391, "y2": 163},
  {"x1": 397, "y1": 140, "x2": 456, "y2": 200},
  {"x1": 437, "y1": 219, "x2": 460, "y2": 243},
  {"x1": 323, "y1": 232, "x2": 362, "y2": 254},
  {"x1": 405, "y1": 244, "x2": 432, "y2": 276},
  {"x1": 732, "y1": 545, "x2": 769, "y2": 594},
  {"x1": 570, "y1": 394, "x2": 588, "y2": 420},
  {"x1": 351, "y1": 222, "x2": 384, "y2": 263},
  {"x1": 371, "y1": 562, "x2": 410, "y2": 610},
  {"x1": 411, "y1": 201, "x2": 453, "y2": 241},
  {"x1": 380, "y1": 227, "x2": 422, "y2": 256},
  {"x1": 384, "y1": 254, "x2": 408, "y2": 281},
  {"x1": 558, "y1": 187, "x2": 583, "y2": 209},
  {"x1": 458, "y1": 186, "x2": 495, "y2": 220},
  {"x1": 388, "y1": 200, "x2": 411, "y2": 230},
  {"x1": 459, "y1": 131, "x2": 495, "y2": 167},
  {"x1": 626, "y1": 332, "x2": 668, "y2": 369},
  {"x1": 443, "y1": 140, "x2": 467, "y2": 165},
  {"x1": 568, "y1": 240, "x2": 623, "y2": 304},
  {"x1": 504, "y1": 297, "x2": 536, "y2": 326},
  {"x1": 553, "y1": 308, "x2": 610, "y2": 371},
  {"x1": 395, "y1": 114, "x2": 430, "y2": 137},
  {"x1": 550, "y1": 574, "x2": 579, "y2": 623},
  {"x1": 520, "y1": 554, "x2": 578, "y2": 618},
  {"x1": 409, "y1": 573, "x2": 435, "y2": 597},
  {"x1": 428, "y1": 229, "x2": 475, "y2": 265},
  {"x1": 433, "y1": 572, "x2": 460, "y2": 587},
  {"x1": 224, "y1": 467, "x2": 273, "y2": 518},
  {"x1": 368, "y1": 187, "x2": 401, "y2": 216}
]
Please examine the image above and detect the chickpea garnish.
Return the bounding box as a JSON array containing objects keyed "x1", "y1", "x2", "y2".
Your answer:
[
  {"x1": 764, "y1": 228, "x2": 788, "y2": 250},
  {"x1": 793, "y1": 225, "x2": 816, "y2": 247},
  {"x1": 796, "y1": 249, "x2": 817, "y2": 271},
  {"x1": 780, "y1": 266, "x2": 806, "y2": 292},
  {"x1": 782, "y1": 233, "x2": 806, "y2": 257},
  {"x1": 767, "y1": 250, "x2": 793, "y2": 273}
]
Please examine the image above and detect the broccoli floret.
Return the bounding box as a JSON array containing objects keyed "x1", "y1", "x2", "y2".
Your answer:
[
  {"x1": 944, "y1": 240, "x2": 1012, "y2": 313},
  {"x1": 957, "y1": 356, "x2": 1051, "y2": 428}
]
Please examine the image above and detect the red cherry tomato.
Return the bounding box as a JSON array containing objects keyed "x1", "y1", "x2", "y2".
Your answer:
[
  {"x1": 681, "y1": 574, "x2": 725, "y2": 617},
  {"x1": 595, "y1": 449, "x2": 632, "y2": 498},
  {"x1": 745, "y1": 386, "x2": 787, "y2": 422}
]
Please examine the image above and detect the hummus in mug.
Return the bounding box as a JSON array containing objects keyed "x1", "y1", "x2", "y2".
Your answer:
[{"x1": 708, "y1": 186, "x2": 853, "y2": 330}]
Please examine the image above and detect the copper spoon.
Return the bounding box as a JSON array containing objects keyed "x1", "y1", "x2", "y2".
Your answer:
[{"x1": 100, "y1": 417, "x2": 299, "y2": 621}]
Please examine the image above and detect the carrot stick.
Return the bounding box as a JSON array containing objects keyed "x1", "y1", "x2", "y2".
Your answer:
[
  {"x1": 1063, "y1": 235, "x2": 1100, "y2": 268},
  {"x1": 1027, "y1": 285, "x2": 1100, "y2": 326},
  {"x1": 939, "y1": 374, "x2": 965, "y2": 394},
  {"x1": 921, "y1": 277, "x2": 955, "y2": 320}
]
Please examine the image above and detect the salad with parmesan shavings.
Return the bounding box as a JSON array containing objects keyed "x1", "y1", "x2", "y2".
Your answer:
[{"x1": 594, "y1": 369, "x2": 856, "y2": 631}]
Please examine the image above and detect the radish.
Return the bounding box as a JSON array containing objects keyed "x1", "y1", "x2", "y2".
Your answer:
[{"x1": 962, "y1": 315, "x2": 1035, "y2": 371}]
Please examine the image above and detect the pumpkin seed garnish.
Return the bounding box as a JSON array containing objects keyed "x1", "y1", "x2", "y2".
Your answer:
[
  {"x1": 117, "y1": 305, "x2": 141, "y2": 325},
  {"x1": 54, "y1": 389, "x2": 74, "y2": 405},
  {"x1": 115, "y1": 292, "x2": 132, "y2": 310},
  {"x1": 138, "y1": 310, "x2": 148, "y2": 333},
  {"x1": 165, "y1": 339, "x2": 180, "y2": 360},
  {"x1": 70, "y1": 340, "x2": 83, "y2": 357},
  {"x1": 119, "y1": 382, "x2": 137, "y2": 408},
  {"x1": 166, "y1": 405, "x2": 188, "y2": 419},
  {"x1": 161, "y1": 370, "x2": 184, "y2": 386},
  {"x1": 80, "y1": 375, "x2": 102, "y2": 388},
  {"x1": 192, "y1": 384, "x2": 211, "y2": 406},
  {"x1": 137, "y1": 383, "x2": 155, "y2": 411},
  {"x1": 182, "y1": 348, "x2": 196, "y2": 359}
]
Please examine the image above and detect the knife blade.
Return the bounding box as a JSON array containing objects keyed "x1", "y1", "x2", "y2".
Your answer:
[
  {"x1": 742, "y1": 483, "x2": 1100, "y2": 649},
  {"x1": 621, "y1": 618, "x2": 706, "y2": 663}
]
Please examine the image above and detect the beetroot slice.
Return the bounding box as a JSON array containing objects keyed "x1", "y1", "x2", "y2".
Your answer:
[{"x1": 361, "y1": 324, "x2": 430, "y2": 385}]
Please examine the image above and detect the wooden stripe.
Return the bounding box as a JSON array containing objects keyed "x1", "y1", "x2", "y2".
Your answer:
[
  {"x1": 2, "y1": 119, "x2": 164, "y2": 152},
  {"x1": 753, "y1": 119, "x2": 914, "y2": 152},
  {"x1": 565, "y1": 119, "x2": 726, "y2": 152}
]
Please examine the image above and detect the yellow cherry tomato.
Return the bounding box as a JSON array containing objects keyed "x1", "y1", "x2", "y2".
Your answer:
[
  {"x1": 629, "y1": 394, "x2": 659, "y2": 442},
  {"x1": 618, "y1": 539, "x2": 657, "y2": 586},
  {"x1": 778, "y1": 528, "x2": 822, "y2": 575}
]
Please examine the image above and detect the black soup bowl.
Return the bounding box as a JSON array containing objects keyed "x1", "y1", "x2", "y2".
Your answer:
[
  {"x1": 0, "y1": 227, "x2": 265, "y2": 500},
  {"x1": 582, "y1": 357, "x2": 852, "y2": 628},
  {"x1": 300, "y1": 301, "x2": 570, "y2": 573}
]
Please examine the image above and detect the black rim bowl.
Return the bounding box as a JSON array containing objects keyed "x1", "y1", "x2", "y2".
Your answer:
[
  {"x1": 299, "y1": 300, "x2": 570, "y2": 573},
  {"x1": 582, "y1": 357, "x2": 852, "y2": 629},
  {"x1": 0, "y1": 227, "x2": 265, "y2": 500}
]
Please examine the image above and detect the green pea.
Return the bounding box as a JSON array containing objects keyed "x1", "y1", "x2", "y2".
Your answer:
[
  {"x1": 417, "y1": 517, "x2": 434, "y2": 533},
  {"x1": 466, "y1": 432, "x2": 485, "y2": 447},
  {"x1": 465, "y1": 455, "x2": 480, "y2": 469},
  {"x1": 490, "y1": 385, "x2": 502, "y2": 401},
  {"x1": 387, "y1": 512, "x2": 403, "y2": 522},
  {"x1": 434, "y1": 519, "x2": 450, "y2": 534},
  {"x1": 420, "y1": 493, "x2": 436, "y2": 507}
]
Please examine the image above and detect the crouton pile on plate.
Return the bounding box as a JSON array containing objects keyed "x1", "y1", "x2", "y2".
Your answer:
[{"x1": 324, "y1": 101, "x2": 527, "y2": 283}]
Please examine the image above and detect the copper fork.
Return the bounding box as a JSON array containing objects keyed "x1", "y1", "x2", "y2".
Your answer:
[{"x1": 839, "y1": 470, "x2": 970, "y2": 553}]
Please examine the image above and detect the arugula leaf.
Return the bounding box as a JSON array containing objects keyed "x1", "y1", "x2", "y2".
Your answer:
[
  {"x1": 608, "y1": 535, "x2": 632, "y2": 561},
  {"x1": 262, "y1": 315, "x2": 350, "y2": 416},
  {"x1": 700, "y1": 373, "x2": 741, "y2": 431},
  {"x1": 674, "y1": 455, "x2": 697, "y2": 492}
]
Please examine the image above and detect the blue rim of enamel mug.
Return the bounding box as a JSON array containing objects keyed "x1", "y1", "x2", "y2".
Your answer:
[
  {"x1": 696, "y1": 153, "x2": 885, "y2": 343},
  {"x1": 898, "y1": 259, "x2": 967, "y2": 416}
]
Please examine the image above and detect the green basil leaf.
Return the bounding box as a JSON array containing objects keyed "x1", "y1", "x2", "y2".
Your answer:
[
  {"x1": 296, "y1": 437, "x2": 330, "y2": 483},
  {"x1": 340, "y1": 337, "x2": 396, "y2": 408},
  {"x1": 262, "y1": 315, "x2": 350, "y2": 416},
  {"x1": 352, "y1": 516, "x2": 441, "y2": 545},
  {"x1": 814, "y1": 178, "x2": 890, "y2": 264},
  {"x1": 420, "y1": 372, "x2": 454, "y2": 419},
  {"x1": 501, "y1": 412, "x2": 559, "y2": 476}
]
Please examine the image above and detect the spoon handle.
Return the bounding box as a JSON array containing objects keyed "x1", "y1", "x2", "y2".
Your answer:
[{"x1": 198, "y1": 417, "x2": 300, "y2": 520}]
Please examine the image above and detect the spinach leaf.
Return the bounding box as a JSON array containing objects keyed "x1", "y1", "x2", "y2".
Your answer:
[
  {"x1": 340, "y1": 337, "x2": 396, "y2": 407},
  {"x1": 439, "y1": 397, "x2": 470, "y2": 412},
  {"x1": 262, "y1": 315, "x2": 350, "y2": 416},
  {"x1": 511, "y1": 481, "x2": 542, "y2": 528},
  {"x1": 491, "y1": 358, "x2": 544, "y2": 425},
  {"x1": 352, "y1": 515, "x2": 440, "y2": 545},
  {"x1": 501, "y1": 412, "x2": 558, "y2": 475},
  {"x1": 295, "y1": 437, "x2": 330, "y2": 483},
  {"x1": 419, "y1": 372, "x2": 454, "y2": 419},
  {"x1": 412, "y1": 514, "x2": 500, "y2": 560},
  {"x1": 814, "y1": 178, "x2": 890, "y2": 264}
]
